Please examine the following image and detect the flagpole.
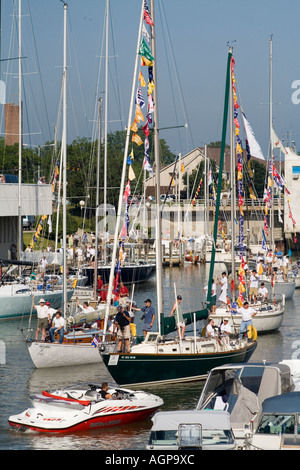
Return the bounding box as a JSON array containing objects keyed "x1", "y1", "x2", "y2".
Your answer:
[
  {"x1": 150, "y1": 0, "x2": 163, "y2": 328},
  {"x1": 103, "y1": 1, "x2": 144, "y2": 335}
]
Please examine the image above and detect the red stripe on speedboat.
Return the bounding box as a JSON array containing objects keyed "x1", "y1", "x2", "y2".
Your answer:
[{"x1": 41, "y1": 390, "x2": 91, "y2": 406}]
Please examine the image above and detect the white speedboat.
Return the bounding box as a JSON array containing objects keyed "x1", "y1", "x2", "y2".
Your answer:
[
  {"x1": 147, "y1": 410, "x2": 236, "y2": 450},
  {"x1": 8, "y1": 383, "x2": 163, "y2": 433}
]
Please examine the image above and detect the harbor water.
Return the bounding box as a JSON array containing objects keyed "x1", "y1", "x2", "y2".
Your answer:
[{"x1": 0, "y1": 263, "x2": 299, "y2": 450}]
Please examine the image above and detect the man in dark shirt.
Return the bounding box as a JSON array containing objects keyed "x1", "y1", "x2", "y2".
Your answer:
[
  {"x1": 132, "y1": 298, "x2": 155, "y2": 338},
  {"x1": 113, "y1": 306, "x2": 131, "y2": 352}
]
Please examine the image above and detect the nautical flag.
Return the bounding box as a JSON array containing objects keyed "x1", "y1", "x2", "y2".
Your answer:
[
  {"x1": 271, "y1": 127, "x2": 287, "y2": 154},
  {"x1": 130, "y1": 120, "x2": 138, "y2": 133},
  {"x1": 47, "y1": 216, "x2": 52, "y2": 234},
  {"x1": 144, "y1": 0, "x2": 154, "y2": 25},
  {"x1": 141, "y1": 56, "x2": 153, "y2": 67},
  {"x1": 262, "y1": 229, "x2": 267, "y2": 250},
  {"x1": 132, "y1": 133, "x2": 143, "y2": 146},
  {"x1": 136, "y1": 86, "x2": 145, "y2": 108},
  {"x1": 127, "y1": 149, "x2": 134, "y2": 165},
  {"x1": 128, "y1": 165, "x2": 136, "y2": 181},
  {"x1": 242, "y1": 111, "x2": 265, "y2": 161},
  {"x1": 272, "y1": 164, "x2": 285, "y2": 190},
  {"x1": 142, "y1": 23, "x2": 150, "y2": 43},
  {"x1": 91, "y1": 336, "x2": 99, "y2": 348},
  {"x1": 139, "y1": 71, "x2": 146, "y2": 87},
  {"x1": 148, "y1": 80, "x2": 155, "y2": 95},
  {"x1": 139, "y1": 38, "x2": 154, "y2": 61},
  {"x1": 135, "y1": 103, "x2": 145, "y2": 123},
  {"x1": 124, "y1": 180, "x2": 131, "y2": 201},
  {"x1": 142, "y1": 122, "x2": 149, "y2": 137}
]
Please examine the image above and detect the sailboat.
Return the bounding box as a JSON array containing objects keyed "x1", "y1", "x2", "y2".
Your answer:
[
  {"x1": 26, "y1": 3, "x2": 117, "y2": 369},
  {"x1": 209, "y1": 50, "x2": 284, "y2": 334},
  {"x1": 100, "y1": 1, "x2": 257, "y2": 387}
]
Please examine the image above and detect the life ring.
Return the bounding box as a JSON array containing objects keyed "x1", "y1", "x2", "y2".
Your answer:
[{"x1": 247, "y1": 325, "x2": 257, "y2": 341}]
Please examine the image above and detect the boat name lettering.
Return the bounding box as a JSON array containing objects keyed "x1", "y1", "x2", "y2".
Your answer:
[{"x1": 89, "y1": 419, "x2": 121, "y2": 428}]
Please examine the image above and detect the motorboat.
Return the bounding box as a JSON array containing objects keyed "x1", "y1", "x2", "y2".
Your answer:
[
  {"x1": 147, "y1": 410, "x2": 236, "y2": 450},
  {"x1": 246, "y1": 392, "x2": 300, "y2": 450},
  {"x1": 8, "y1": 383, "x2": 163, "y2": 433},
  {"x1": 196, "y1": 361, "x2": 300, "y2": 448}
]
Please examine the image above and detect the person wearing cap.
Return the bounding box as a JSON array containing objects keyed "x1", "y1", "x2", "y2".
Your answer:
[
  {"x1": 170, "y1": 295, "x2": 185, "y2": 340},
  {"x1": 220, "y1": 318, "x2": 232, "y2": 336},
  {"x1": 257, "y1": 282, "x2": 268, "y2": 301},
  {"x1": 32, "y1": 296, "x2": 51, "y2": 341},
  {"x1": 113, "y1": 306, "x2": 131, "y2": 352},
  {"x1": 131, "y1": 299, "x2": 156, "y2": 338}
]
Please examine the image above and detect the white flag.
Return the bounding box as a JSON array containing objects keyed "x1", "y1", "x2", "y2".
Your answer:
[
  {"x1": 142, "y1": 24, "x2": 150, "y2": 43},
  {"x1": 242, "y1": 111, "x2": 265, "y2": 161},
  {"x1": 47, "y1": 216, "x2": 52, "y2": 234}
]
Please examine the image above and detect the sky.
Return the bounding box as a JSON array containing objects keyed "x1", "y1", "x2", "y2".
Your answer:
[{"x1": 1, "y1": 0, "x2": 300, "y2": 160}]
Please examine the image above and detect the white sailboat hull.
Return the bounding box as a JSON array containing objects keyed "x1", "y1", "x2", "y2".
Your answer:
[
  {"x1": 27, "y1": 341, "x2": 103, "y2": 368},
  {"x1": 211, "y1": 302, "x2": 284, "y2": 333},
  {"x1": 261, "y1": 279, "x2": 296, "y2": 299},
  {"x1": 0, "y1": 284, "x2": 73, "y2": 320}
]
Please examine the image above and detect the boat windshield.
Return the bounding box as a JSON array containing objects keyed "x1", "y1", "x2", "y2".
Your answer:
[
  {"x1": 257, "y1": 414, "x2": 299, "y2": 435},
  {"x1": 148, "y1": 429, "x2": 234, "y2": 448}
]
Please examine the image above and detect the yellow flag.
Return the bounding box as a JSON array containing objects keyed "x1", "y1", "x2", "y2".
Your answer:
[
  {"x1": 135, "y1": 104, "x2": 145, "y2": 123},
  {"x1": 130, "y1": 120, "x2": 138, "y2": 132},
  {"x1": 132, "y1": 133, "x2": 143, "y2": 146},
  {"x1": 148, "y1": 80, "x2": 155, "y2": 95},
  {"x1": 258, "y1": 263, "x2": 263, "y2": 275},
  {"x1": 139, "y1": 71, "x2": 146, "y2": 87},
  {"x1": 141, "y1": 56, "x2": 153, "y2": 66}
]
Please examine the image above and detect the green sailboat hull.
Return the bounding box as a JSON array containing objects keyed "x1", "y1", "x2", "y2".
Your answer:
[{"x1": 101, "y1": 341, "x2": 257, "y2": 386}]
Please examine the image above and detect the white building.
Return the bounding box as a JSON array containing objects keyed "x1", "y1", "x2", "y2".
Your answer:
[{"x1": 0, "y1": 183, "x2": 52, "y2": 259}]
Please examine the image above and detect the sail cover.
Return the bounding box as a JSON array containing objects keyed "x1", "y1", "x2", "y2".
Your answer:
[{"x1": 242, "y1": 112, "x2": 265, "y2": 161}]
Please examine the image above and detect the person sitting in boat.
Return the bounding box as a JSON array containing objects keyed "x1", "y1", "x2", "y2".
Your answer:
[
  {"x1": 170, "y1": 295, "x2": 186, "y2": 340},
  {"x1": 99, "y1": 382, "x2": 113, "y2": 400},
  {"x1": 76, "y1": 297, "x2": 96, "y2": 313},
  {"x1": 113, "y1": 306, "x2": 131, "y2": 353},
  {"x1": 49, "y1": 310, "x2": 65, "y2": 344},
  {"x1": 206, "y1": 318, "x2": 216, "y2": 338},
  {"x1": 257, "y1": 282, "x2": 269, "y2": 302},
  {"x1": 220, "y1": 318, "x2": 231, "y2": 336},
  {"x1": 237, "y1": 301, "x2": 257, "y2": 339}
]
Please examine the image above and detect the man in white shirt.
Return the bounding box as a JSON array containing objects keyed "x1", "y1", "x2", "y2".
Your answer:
[
  {"x1": 248, "y1": 269, "x2": 260, "y2": 303},
  {"x1": 76, "y1": 297, "x2": 96, "y2": 313},
  {"x1": 238, "y1": 301, "x2": 257, "y2": 338},
  {"x1": 282, "y1": 255, "x2": 290, "y2": 281},
  {"x1": 206, "y1": 318, "x2": 216, "y2": 338},
  {"x1": 49, "y1": 311, "x2": 65, "y2": 343},
  {"x1": 257, "y1": 282, "x2": 269, "y2": 301},
  {"x1": 203, "y1": 279, "x2": 217, "y2": 313},
  {"x1": 39, "y1": 256, "x2": 48, "y2": 277},
  {"x1": 33, "y1": 297, "x2": 51, "y2": 341}
]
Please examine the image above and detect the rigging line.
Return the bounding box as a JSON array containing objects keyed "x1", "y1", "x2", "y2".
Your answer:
[
  {"x1": 26, "y1": 0, "x2": 52, "y2": 140},
  {"x1": 158, "y1": 0, "x2": 194, "y2": 150},
  {"x1": 66, "y1": 8, "x2": 89, "y2": 132}
]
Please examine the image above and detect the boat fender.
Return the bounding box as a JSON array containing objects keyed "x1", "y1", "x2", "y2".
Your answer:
[
  {"x1": 201, "y1": 327, "x2": 206, "y2": 337},
  {"x1": 247, "y1": 325, "x2": 257, "y2": 341},
  {"x1": 130, "y1": 323, "x2": 137, "y2": 337}
]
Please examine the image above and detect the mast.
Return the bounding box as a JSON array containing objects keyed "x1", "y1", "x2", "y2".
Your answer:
[
  {"x1": 269, "y1": 35, "x2": 275, "y2": 252},
  {"x1": 230, "y1": 50, "x2": 236, "y2": 298},
  {"x1": 103, "y1": 2, "x2": 144, "y2": 334},
  {"x1": 94, "y1": 97, "x2": 102, "y2": 300},
  {"x1": 206, "y1": 47, "x2": 232, "y2": 311},
  {"x1": 150, "y1": 0, "x2": 163, "y2": 321},
  {"x1": 62, "y1": 1, "x2": 68, "y2": 315},
  {"x1": 17, "y1": 0, "x2": 22, "y2": 261},
  {"x1": 103, "y1": 0, "x2": 109, "y2": 264}
]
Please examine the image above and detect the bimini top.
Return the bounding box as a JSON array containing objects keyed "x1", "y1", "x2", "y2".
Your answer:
[
  {"x1": 261, "y1": 392, "x2": 300, "y2": 414},
  {"x1": 151, "y1": 410, "x2": 232, "y2": 431}
]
